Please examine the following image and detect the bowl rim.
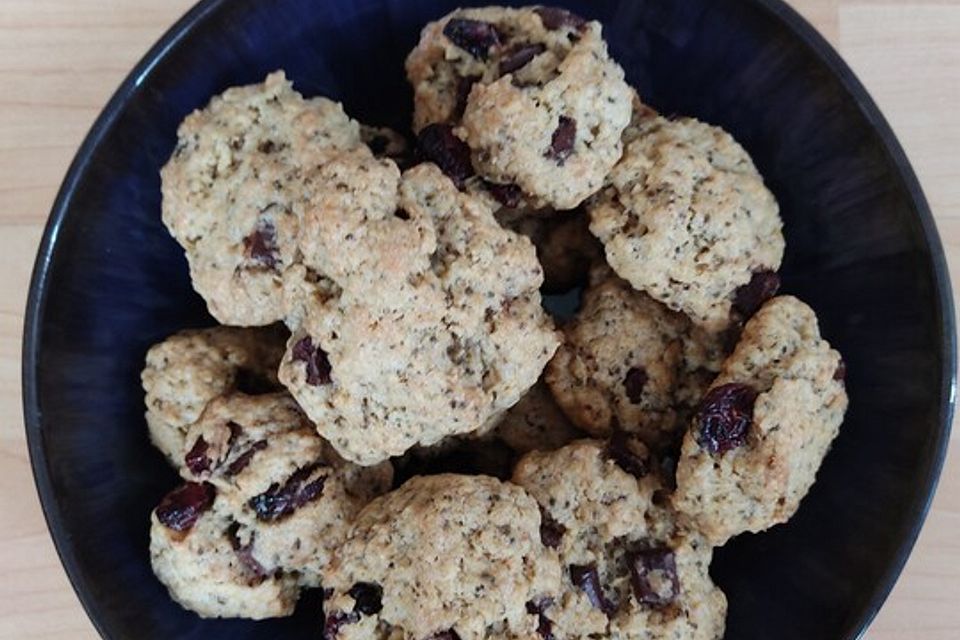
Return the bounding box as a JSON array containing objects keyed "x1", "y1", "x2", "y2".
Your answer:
[{"x1": 21, "y1": 0, "x2": 956, "y2": 638}]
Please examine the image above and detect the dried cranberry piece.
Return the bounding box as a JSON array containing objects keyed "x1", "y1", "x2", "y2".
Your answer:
[
  {"x1": 348, "y1": 582, "x2": 383, "y2": 615},
  {"x1": 538, "y1": 506, "x2": 566, "y2": 549},
  {"x1": 226, "y1": 440, "x2": 268, "y2": 476},
  {"x1": 243, "y1": 220, "x2": 279, "y2": 269},
  {"x1": 323, "y1": 610, "x2": 360, "y2": 640},
  {"x1": 569, "y1": 564, "x2": 614, "y2": 614},
  {"x1": 156, "y1": 482, "x2": 216, "y2": 532},
  {"x1": 485, "y1": 181, "x2": 524, "y2": 208},
  {"x1": 694, "y1": 383, "x2": 758, "y2": 454},
  {"x1": 226, "y1": 522, "x2": 267, "y2": 585},
  {"x1": 184, "y1": 436, "x2": 211, "y2": 475},
  {"x1": 834, "y1": 358, "x2": 847, "y2": 382},
  {"x1": 607, "y1": 431, "x2": 649, "y2": 479},
  {"x1": 425, "y1": 630, "x2": 462, "y2": 640},
  {"x1": 546, "y1": 116, "x2": 576, "y2": 164},
  {"x1": 526, "y1": 597, "x2": 555, "y2": 640},
  {"x1": 535, "y1": 7, "x2": 587, "y2": 30},
  {"x1": 454, "y1": 75, "x2": 480, "y2": 119},
  {"x1": 443, "y1": 18, "x2": 501, "y2": 59},
  {"x1": 623, "y1": 366, "x2": 648, "y2": 404},
  {"x1": 499, "y1": 43, "x2": 546, "y2": 75},
  {"x1": 249, "y1": 463, "x2": 327, "y2": 521},
  {"x1": 292, "y1": 336, "x2": 333, "y2": 386},
  {"x1": 732, "y1": 270, "x2": 780, "y2": 318},
  {"x1": 628, "y1": 548, "x2": 679, "y2": 606},
  {"x1": 417, "y1": 123, "x2": 474, "y2": 188}
]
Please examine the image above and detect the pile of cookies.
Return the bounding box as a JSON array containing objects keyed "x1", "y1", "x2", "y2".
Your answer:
[{"x1": 144, "y1": 6, "x2": 848, "y2": 639}]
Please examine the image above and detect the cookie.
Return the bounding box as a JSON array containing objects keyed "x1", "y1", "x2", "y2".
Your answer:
[
  {"x1": 160, "y1": 71, "x2": 364, "y2": 325},
  {"x1": 546, "y1": 266, "x2": 725, "y2": 450},
  {"x1": 483, "y1": 379, "x2": 584, "y2": 455},
  {"x1": 321, "y1": 474, "x2": 562, "y2": 640},
  {"x1": 588, "y1": 115, "x2": 785, "y2": 332},
  {"x1": 179, "y1": 392, "x2": 393, "y2": 587},
  {"x1": 150, "y1": 483, "x2": 300, "y2": 619},
  {"x1": 406, "y1": 6, "x2": 633, "y2": 209},
  {"x1": 513, "y1": 440, "x2": 727, "y2": 640},
  {"x1": 496, "y1": 207, "x2": 603, "y2": 293},
  {"x1": 141, "y1": 325, "x2": 286, "y2": 465},
  {"x1": 672, "y1": 296, "x2": 848, "y2": 545},
  {"x1": 279, "y1": 156, "x2": 560, "y2": 465}
]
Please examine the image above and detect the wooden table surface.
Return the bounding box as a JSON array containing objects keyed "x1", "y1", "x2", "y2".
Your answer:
[{"x1": 1, "y1": 1, "x2": 958, "y2": 638}]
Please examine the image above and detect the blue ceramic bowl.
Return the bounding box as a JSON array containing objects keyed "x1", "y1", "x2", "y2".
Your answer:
[{"x1": 23, "y1": 0, "x2": 955, "y2": 638}]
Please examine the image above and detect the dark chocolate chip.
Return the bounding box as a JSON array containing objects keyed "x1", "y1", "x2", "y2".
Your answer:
[
  {"x1": 348, "y1": 582, "x2": 384, "y2": 615},
  {"x1": 628, "y1": 547, "x2": 680, "y2": 606},
  {"x1": 607, "y1": 430, "x2": 649, "y2": 479},
  {"x1": 243, "y1": 220, "x2": 279, "y2": 269},
  {"x1": 443, "y1": 18, "x2": 501, "y2": 59},
  {"x1": 417, "y1": 123, "x2": 474, "y2": 188},
  {"x1": 538, "y1": 506, "x2": 566, "y2": 548},
  {"x1": 623, "y1": 366, "x2": 648, "y2": 404},
  {"x1": 526, "y1": 597, "x2": 555, "y2": 640},
  {"x1": 569, "y1": 564, "x2": 614, "y2": 614},
  {"x1": 732, "y1": 270, "x2": 781, "y2": 318},
  {"x1": 292, "y1": 336, "x2": 333, "y2": 386},
  {"x1": 534, "y1": 7, "x2": 587, "y2": 31},
  {"x1": 394, "y1": 208, "x2": 411, "y2": 221},
  {"x1": 694, "y1": 383, "x2": 758, "y2": 454},
  {"x1": 546, "y1": 116, "x2": 576, "y2": 164},
  {"x1": 184, "y1": 436, "x2": 211, "y2": 475},
  {"x1": 248, "y1": 463, "x2": 327, "y2": 521},
  {"x1": 499, "y1": 43, "x2": 546, "y2": 76},
  {"x1": 156, "y1": 482, "x2": 216, "y2": 533}
]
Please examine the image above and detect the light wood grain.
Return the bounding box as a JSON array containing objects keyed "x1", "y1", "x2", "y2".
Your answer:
[{"x1": 0, "y1": 1, "x2": 957, "y2": 638}]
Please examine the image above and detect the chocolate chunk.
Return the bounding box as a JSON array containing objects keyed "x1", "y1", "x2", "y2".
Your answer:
[
  {"x1": 485, "y1": 181, "x2": 524, "y2": 208},
  {"x1": 623, "y1": 366, "x2": 648, "y2": 404},
  {"x1": 546, "y1": 116, "x2": 576, "y2": 164},
  {"x1": 184, "y1": 436, "x2": 211, "y2": 475},
  {"x1": 348, "y1": 582, "x2": 384, "y2": 615},
  {"x1": 534, "y1": 7, "x2": 587, "y2": 31},
  {"x1": 292, "y1": 336, "x2": 333, "y2": 386},
  {"x1": 248, "y1": 463, "x2": 327, "y2": 521},
  {"x1": 322, "y1": 610, "x2": 360, "y2": 640},
  {"x1": 417, "y1": 123, "x2": 474, "y2": 188},
  {"x1": 526, "y1": 597, "x2": 555, "y2": 640},
  {"x1": 628, "y1": 547, "x2": 680, "y2": 606},
  {"x1": 243, "y1": 220, "x2": 279, "y2": 269},
  {"x1": 538, "y1": 506, "x2": 566, "y2": 548},
  {"x1": 732, "y1": 270, "x2": 781, "y2": 318},
  {"x1": 607, "y1": 430, "x2": 649, "y2": 479},
  {"x1": 569, "y1": 564, "x2": 614, "y2": 614},
  {"x1": 694, "y1": 383, "x2": 758, "y2": 454},
  {"x1": 155, "y1": 482, "x2": 216, "y2": 533},
  {"x1": 499, "y1": 43, "x2": 546, "y2": 76},
  {"x1": 443, "y1": 18, "x2": 501, "y2": 60},
  {"x1": 225, "y1": 439, "x2": 268, "y2": 476}
]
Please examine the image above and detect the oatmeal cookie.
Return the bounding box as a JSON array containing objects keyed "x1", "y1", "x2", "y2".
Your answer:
[
  {"x1": 673, "y1": 296, "x2": 848, "y2": 545},
  {"x1": 407, "y1": 6, "x2": 633, "y2": 209},
  {"x1": 141, "y1": 325, "x2": 286, "y2": 465},
  {"x1": 546, "y1": 266, "x2": 724, "y2": 449},
  {"x1": 160, "y1": 71, "x2": 364, "y2": 325},
  {"x1": 180, "y1": 392, "x2": 393, "y2": 587},
  {"x1": 321, "y1": 474, "x2": 561, "y2": 640},
  {"x1": 588, "y1": 115, "x2": 784, "y2": 332},
  {"x1": 279, "y1": 157, "x2": 559, "y2": 465},
  {"x1": 513, "y1": 440, "x2": 727, "y2": 640}
]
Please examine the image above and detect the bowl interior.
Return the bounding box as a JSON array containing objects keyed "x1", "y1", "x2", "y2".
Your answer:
[{"x1": 24, "y1": 0, "x2": 953, "y2": 638}]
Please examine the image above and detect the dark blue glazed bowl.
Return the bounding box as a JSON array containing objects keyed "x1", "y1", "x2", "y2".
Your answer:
[{"x1": 23, "y1": 0, "x2": 955, "y2": 638}]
